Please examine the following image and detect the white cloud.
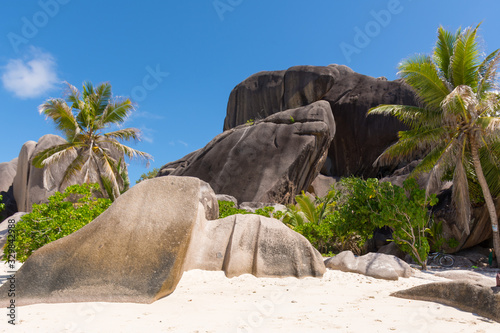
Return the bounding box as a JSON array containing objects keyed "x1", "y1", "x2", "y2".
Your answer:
[{"x1": 1, "y1": 47, "x2": 59, "y2": 99}]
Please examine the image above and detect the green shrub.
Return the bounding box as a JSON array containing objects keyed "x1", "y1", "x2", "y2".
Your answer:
[
  {"x1": 335, "y1": 177, "x2": 438, "y2": 268},
  {"x1": 136, "y1": 168, "x2": 160, "y2": 184},
  {"x1": 0, "y1": 195, "x2": 4, "y2": 214},
  {"x1": 218, "y1": 201, "x2": 285, "y2": 219},
  {"x1": 4, "y1": 183, "x2": 112, "y2": 263}
]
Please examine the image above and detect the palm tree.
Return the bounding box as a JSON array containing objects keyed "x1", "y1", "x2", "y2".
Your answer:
[
  {"x1": 368, "y1": 24, "x2": 500, "y2": 267},
  {"x1": 33, "y1": 81, "x2": 153, "y2": 200}
]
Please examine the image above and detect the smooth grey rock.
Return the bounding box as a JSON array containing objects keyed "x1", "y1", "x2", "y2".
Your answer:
[
  {"x1": 325, "y1": 251, "x2": 413, "y2": 280},
  {"x1": 392, "y1": 281, "x2": 500, "y2": 323},
  {"x1": 308, "y1": 174, "x2": 337, "y2": 198},
  {"x1": 0, "y1": 158, "x2": 18, "y2": 218},
  {"x1": 183, "y1": 214, "x2": 326, "y2": 278},
  {"x1": 216, "y1": 194, "x2": 238, "y2": 207},
  {"x1": 13, "y1": 141, "x2": 36, "y2": 212},
  {"x1": 159, "y1": 101, "x2": 335, "y2": 205}
]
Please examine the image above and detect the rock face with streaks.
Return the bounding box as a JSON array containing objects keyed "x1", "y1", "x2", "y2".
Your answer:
[
  {"x1": 184, "y1": 213, "x2": 326, "y2": 278},
  {"x1": 223, "y1": 64, "x2": 418, "y2": 178},
  {"x1": 0, "y1": 158, "x2": 18, "y2": 219},
  {"x1": 159, "y1": 101, "x2": 335, "y2": 205}
]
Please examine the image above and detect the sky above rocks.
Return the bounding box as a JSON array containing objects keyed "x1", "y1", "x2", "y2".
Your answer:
[{"x1": 1, "y1": 0, "x2": 499, "y2": 184}]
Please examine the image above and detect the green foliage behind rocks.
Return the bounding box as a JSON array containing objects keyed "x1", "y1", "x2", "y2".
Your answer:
[
  {"x1": 0, "y1": 195, "x2": 4, "y2": 214},
  {"x1": 4, "y1": 183, "x2": 112, "y2": 263}
]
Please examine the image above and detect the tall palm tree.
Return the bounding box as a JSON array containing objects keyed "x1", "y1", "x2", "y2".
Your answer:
[
  {"x1": 368, "y1": 24, "x2": 500, "y2": 267},
  {"x1": 33, "y1": 81, "x2": 153, "y2": 200}
]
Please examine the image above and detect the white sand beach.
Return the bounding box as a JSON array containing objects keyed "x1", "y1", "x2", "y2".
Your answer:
[{"x1": 0, "y1": 262, "x2": 499, "y2": 333}]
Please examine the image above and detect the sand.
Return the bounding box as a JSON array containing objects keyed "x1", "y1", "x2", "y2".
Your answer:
[{"x1": 0, "y1": 262, "x2": 499, "y2": 333}]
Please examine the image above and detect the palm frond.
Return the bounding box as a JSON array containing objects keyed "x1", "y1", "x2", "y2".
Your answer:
[
  {"x1": 433, "y1": 25, "x2": 457, "y2": 81},
  {"x1": 101, "y1": 139, "x2": 153, "y2": 166},
  {"x1": 398, "y1": 54, "x2": 451, "y2": 110},
  {"x1": 374, "y1": 126, "x2": 446, "y2": 166},
  {"x1": 104, "y1": 128, "x2": 141, "y2": 141},
  {"x1": 479, "y1": 140, "x2": 500, "y2": 196},
  {"x1": 38, "y1": 99, "x2": 79, "y2": 141},
  {"x1": 295, "y1": 194, "x2": 318, "y2": 224},
  {"x1": 368, "y1": 104, "x2": 440, "y2": 128},
  {"x1": 31, "y1": 143, "x2": 78, "y2": 168},
  {"x1": 442, "y1": 85, "x2": 478, "y2": 121},
  {"x1": 99, "y1": 99, "x2": 134, "y2": 127},
  {"x1": 450, "y1": 25, "x2": 480, "y2": 88},
  {"x1": 476, "y1": 49, "x2": 500, "y2": 97}
]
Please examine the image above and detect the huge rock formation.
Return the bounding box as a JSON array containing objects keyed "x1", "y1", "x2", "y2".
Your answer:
[
  {"x1": 159, "y1": 101, "x2": 335, "y2": 205},
  {"x1": 223, "y1": 64, "x2": 418, "y2": 178},
  {"x1": 0, "y1": 176, "x2": 326, "y2": 306}
]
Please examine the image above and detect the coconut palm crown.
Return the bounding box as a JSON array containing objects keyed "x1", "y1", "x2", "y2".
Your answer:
[
  {"x1": 33, "y1": 81, "x2": 153, "y2": 200},
  {"x1": 368, "y1": 24, "x2": 500, "y2": 266}
]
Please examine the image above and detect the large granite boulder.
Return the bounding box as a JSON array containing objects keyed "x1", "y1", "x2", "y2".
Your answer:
[
  {"x1": 159, "y1": 101, "x2": 335, "y2": 205},
  {"x1": 0, "y1": 176, "x2": 205, "y2": 305},
  {"x1": 392, "y1": 281, "x2": 500, "y2": 323},
  {"x1": 183, "y1": 214, "x2": 326, "y2": 278},
  {"x1": 324, "y1": 251, "x2": 413, "y2": 280},
  {"x1": 0, "y1": 158, "x2": 18, "y2": 218},
  {"x1": 0, "y1": 176, "x2": 325, "y2": 306},
  {"x1": 223, "y1": 64, "x2": 418, "y2": 178}
]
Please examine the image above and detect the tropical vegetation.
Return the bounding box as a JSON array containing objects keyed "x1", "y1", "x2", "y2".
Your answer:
[
  {"x1": 3, "y1": 183, "x2": 112, "y2": 263},
  {"x1": 368, "y1": 24, "x2": 500, "y2": 266},
  {"x1": 34, "y1": 81, "x2": 153, "y2": 200},
  {"x1": 136, "y1": 167, "x2": 160, "y2": 184}
]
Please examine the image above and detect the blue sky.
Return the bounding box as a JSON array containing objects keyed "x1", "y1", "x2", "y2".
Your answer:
[{"x1": 1, "y1": 0, "x2": 500, "y2": 185}]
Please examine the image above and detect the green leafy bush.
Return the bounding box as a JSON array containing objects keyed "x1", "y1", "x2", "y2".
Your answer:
[
  {"x1": 334, "y1": 177, "x2": 438, "y2": 268},
  {"x1": 4, "y1": 183, "x2": 112, "y2": 263},
  {"x1": 218, "y1": 201, "x2": 285, "y2": 219},
  {"x1": 0, "y1": 195, "x2": 4, "y2": 214},
  {"x1": 136, "y1": 168, "x2": 160, "y2": 184}
]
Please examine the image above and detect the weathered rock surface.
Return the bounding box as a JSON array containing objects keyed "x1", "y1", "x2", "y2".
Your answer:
[
  {"x1": 325, "y1": 251, "x2": 413, "y2": 280},
  {"x1": 0, "y1": 158, "x2": 18, "y2": 218},
  {"x1": 0, "y1": 176, "x2": 203, "y2": 305},
  {"x1": 183, "y1": 214, "x2": 326, "y2": 278},
  {"x1": 0, "y1": 176, "x2": 325, "y2": 306},
  {"x1": 434, "y1": 270, "x2": 496, "y2": 287},
  {"x1": 308, "y1": 174, "x2": 337, "y2": 198},
  {"x1": 223, "y1": 64, "x2": 418, "y2": 178},
  {"x1": 159, "y1": 101, "x2": 335, "y2": 205},
  {"x1": 392, "y1": 281, "x2": 500, "y2": 323},
  {"x1": 0, "y1": 212, "x2": 26, "y2": 257}
]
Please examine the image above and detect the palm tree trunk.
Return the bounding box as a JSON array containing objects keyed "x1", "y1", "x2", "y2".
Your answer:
[{"x1": 470, "y1": 139, "x2": 500, "y2": 267}]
